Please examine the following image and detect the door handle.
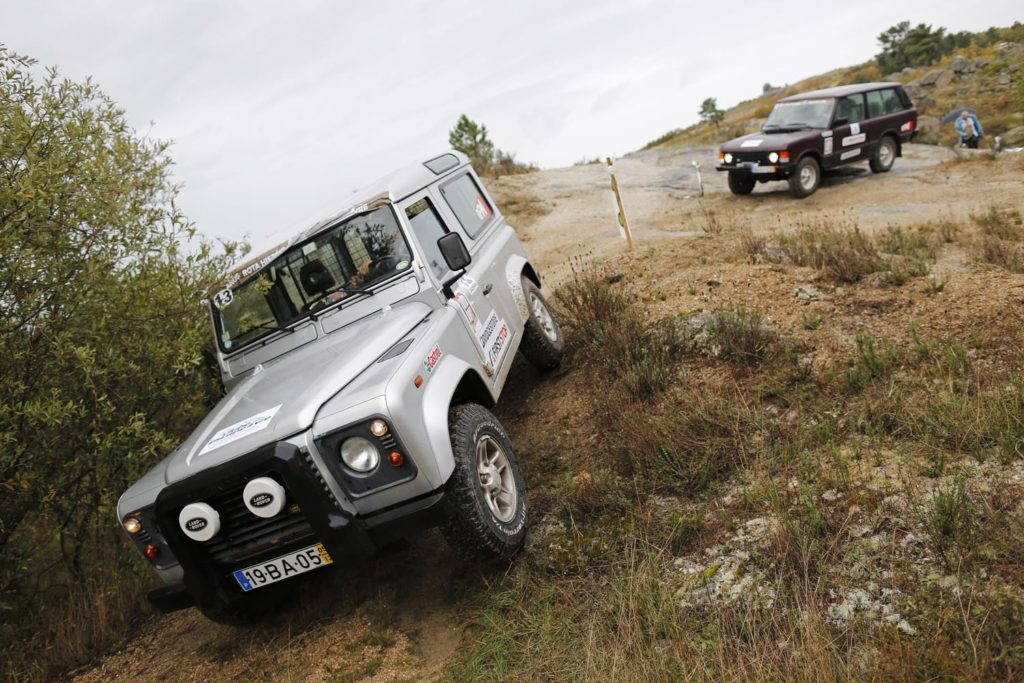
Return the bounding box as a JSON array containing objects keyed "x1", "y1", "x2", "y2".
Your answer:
[{"x1": 483, "y1": 283, "x2": 493, "y2": 295}]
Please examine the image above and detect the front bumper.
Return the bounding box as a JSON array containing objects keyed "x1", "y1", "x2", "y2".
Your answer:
[
  {"x1": 151, "y1": 441, "x2": 446, "y2": 613},
  {"x1": 716, "y1": 162, "x2": 795, "y2": 176}
]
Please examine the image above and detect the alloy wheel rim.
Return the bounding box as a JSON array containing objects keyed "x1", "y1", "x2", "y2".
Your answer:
[
  {"x1": 800, "y1": 165, "x2": 816, "y2": 190},
  {"x1": 477, "y1": 435, "x2": 517, "y2": 523},
  {"x1": 880, "y1": 141, "x2": 894, "y2": 167},
  {"x1": 529, "y1": 292, "x2": 559, "y2": 342}
]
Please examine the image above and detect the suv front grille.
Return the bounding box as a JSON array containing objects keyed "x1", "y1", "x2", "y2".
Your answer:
[
  {"x1": 729, "y1": 152, "x2": 769, "y2": 164},
  {"x1": 200, "y1": 478, "x2": 315, "y2": 567}
]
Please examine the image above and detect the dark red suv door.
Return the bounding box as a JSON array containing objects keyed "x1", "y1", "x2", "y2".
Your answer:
[{"x1": 829, "y1": 93, "x2": 869, "y2": 168}]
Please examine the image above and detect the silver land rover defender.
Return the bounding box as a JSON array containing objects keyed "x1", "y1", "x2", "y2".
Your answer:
[{"x1": 117, "y1": 151, "x2": 563, "y2": 623}]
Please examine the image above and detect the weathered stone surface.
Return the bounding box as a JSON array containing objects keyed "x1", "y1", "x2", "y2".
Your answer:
[
  {"x1": 950, "y1": 55, "x2": 969, "y2": 73},
  {"x1": 915, "y1": 95, "x2": 935, "y2": 115},
  {"x1": 916, "y1": 115, "x2": 940, "y2": 133},
  {"x1": 902, "y1": 81, "x2": 924, "y2": 99},
  {"x1": 974, "y1": 59, "x2": 990, "y2": 69},
  {"x1": 1002, "y1": 126, "x2": 1024, "y2": 147},
  {"x1": 934, "y1": 70, "x2": 956, "y2": 88},
  {"x1": 920, "y1": 69, "x2": 942, "y2": 86},
  {"x1": 998, "y1": 71, "x2": 1012, "y2": 86},
  {"x1": 900, "y1": 66, "x2": 914, "y2": 76},
  {"x1": 884, "y1": 72, "x2": 902, "y2": 82}
]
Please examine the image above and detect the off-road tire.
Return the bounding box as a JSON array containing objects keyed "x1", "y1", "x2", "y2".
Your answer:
[
  {"x1": 869, "y1": 135, "x2": 897, "y2": 173},
  {"x1": 788, "y1": 156, "x2": 821, "y2": 198},
  {"x1": 727, "y1": 171, "x2": 756, "y2": 195},
  {"x1": 519, "y1": 277, "x2": 563, "y2": 371},
  {"x1": 440, "y1": 404, "x2": 527, "y2": 562}
]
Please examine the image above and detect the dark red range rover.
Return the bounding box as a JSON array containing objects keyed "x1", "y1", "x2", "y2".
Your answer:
[{"x1": 716, "y1": 82, "x2": 917, "y2": 198}]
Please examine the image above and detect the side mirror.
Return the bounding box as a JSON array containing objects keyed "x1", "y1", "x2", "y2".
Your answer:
[
  {"x1": 833, "y1": 117, "x2": 849, "y2": 128},
  {"x1": 437, "y1": 233, "x2": 471, "y2": 271}
]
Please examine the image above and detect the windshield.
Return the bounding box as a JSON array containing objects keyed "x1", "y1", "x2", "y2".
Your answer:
[
  {"x1": 764, "y1": 99, "x2": 835, "y2": 130},
  {"x1": 211, "y1": 205, "x2": 413, "y2": 352}
]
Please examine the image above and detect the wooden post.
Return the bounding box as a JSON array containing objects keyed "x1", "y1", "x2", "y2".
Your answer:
[{"x1": 606, "y1": 157, "x2": 634, "y2": 251}]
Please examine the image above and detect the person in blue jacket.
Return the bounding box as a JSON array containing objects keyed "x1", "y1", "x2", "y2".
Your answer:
[{"x1": 955, "y1": 110, "x2": 983, "y2": 149}]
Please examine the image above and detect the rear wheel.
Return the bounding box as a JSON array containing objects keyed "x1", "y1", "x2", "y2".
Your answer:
[
  {"x1": 519, "y1": 277, "x2": 563, "y2": 371},
  {"x1": 869, "y1": 136, "x2": 897, "y2": 173},
  {"x1": 788, "y1": 156, "x2": 820, "y2": 198},
  {"x1": 727, "y1": 171, "x2": 755, "y2": 195},
  {"x1": 440, "y1": 404, "x2": 527, "y2": 562}
]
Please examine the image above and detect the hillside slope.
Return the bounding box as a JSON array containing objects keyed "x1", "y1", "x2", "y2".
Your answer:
[
  {"x1": 72, "y1": 142, "x2": 1024, "y2": 680},
  {"x1": 647, "y1": 24, "x2": 1024, "y2": 151}
]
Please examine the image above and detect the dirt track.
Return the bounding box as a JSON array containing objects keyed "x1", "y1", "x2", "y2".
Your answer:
[{"x1": 72, "y1": 145, "x2": 1024, "y2": 682}]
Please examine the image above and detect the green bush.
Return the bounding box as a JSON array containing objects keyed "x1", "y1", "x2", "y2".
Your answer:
[{"x1": 0, "y1": 47, "x2": 240, "y2": 679}]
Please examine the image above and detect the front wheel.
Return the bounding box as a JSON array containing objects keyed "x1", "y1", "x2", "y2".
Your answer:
[
  {"x1": 869, "y1": 136, "x2": 896, "y2": 173},
  {"x1": 519, "y1": 277, "x2": 563, "y2": 371},
  {"x1": 440, "y1": 404, "x2": 527, "y2": 562},
  {"x1": 788, "y1": 156, "x2": 820, "y2": 198},
  {"x1": 727, "y1": 171, "x2": 756, "y2": 195}
]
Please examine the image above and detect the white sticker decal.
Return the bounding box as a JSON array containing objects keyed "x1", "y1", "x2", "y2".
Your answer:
[
  {"x1": 422, "y1": 345, "x2": 443, "y2": 374},
  {"x1": 821, "y1": 130, "x2": 833, "y2": 138},
  {"x1": 476, "y1": 310, "x2": 511, "y2": 367},
  {"x1": 453, "y1": 292, "x2": 479, "y2": 328},
  {"x1": 456, "y1": 276, "x2": 479, "y2": 296},
  {"x1": 824, "y1": 138, "x2": 834, "y2": 155},
  {"x1": 850, "y1": 122, "x2": 861, "y2": 135},
  {"x1": 199, "y1": 405, "x2": 282, "y2": 456},
  {"x1": 840, "y1": 150, "x2": 860, "y2": 160},
  {"x1": 740, "y1": 139, "x2": 764, "y2": 148},
  {"x1": 213, "y1": 288, "x2": 234, "y2": 309},
  {"x1": 842, "y1": 133, "x2": 866, "y2": 147}
]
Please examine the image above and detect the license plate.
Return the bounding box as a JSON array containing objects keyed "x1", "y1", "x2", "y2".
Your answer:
[
  {"x1": 232, "y1": 543, "x2": 333, "y2": 592},
  {"x1": 753, "y1": 165, "x2": 776, "y2": 174}
]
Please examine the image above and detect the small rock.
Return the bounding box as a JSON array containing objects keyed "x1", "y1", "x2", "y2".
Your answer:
[
  {"x1": 950, "y1": 55, "x2": 969, "y2": 73},
  {"x1": 920, "y1": 69, "x2": 942, "y2": 86},
  {"x1": 897, "y1": 619, "x2": 918, "y2": 636},
  {"x1": 821, "y1": 489, "x2": 842, "y2": 502},
  {"x1": 794, "y1": 284, "x2": 826, "y2": 301},
  {"x1": 934, "y1": 70, "x2": 955, "y2": 88},
  {"x1": 998, "y1": 71, "x2": 1012, "y2": 86},
  {"x1": 706, "y1": 278, "x2": 722, "y2": 287}
]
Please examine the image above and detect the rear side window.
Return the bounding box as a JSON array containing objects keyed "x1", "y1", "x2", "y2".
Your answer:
[
  {"x1": 440, "y1": 174, "x2": 494, "y2": 238},
  {"x1": 405, "y1": 198, "x2": 449, "y2": 278},
  {"x1": 866, "y1": 90, "x2": 885, "y2": 118},
  {"x1": 880, "y1": 88, "x2": 905, "y2": 115},
  {"x1": 836, "y1": 94, "x2": 866, "y2": 124}
]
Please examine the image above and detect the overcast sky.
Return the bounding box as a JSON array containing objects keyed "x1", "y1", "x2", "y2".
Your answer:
[{"x1": 5, "y1": 1, "x2": 1021, "y2": 253}]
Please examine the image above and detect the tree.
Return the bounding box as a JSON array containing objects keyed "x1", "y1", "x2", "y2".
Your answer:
[
  {"x1": 876, "y1": 21, "x2": 954, "y2": 72},
  {"x1": 448, "y1": 114, "x2": 495, "y2": 173},
  {"x1": 0, "y1": 47, "x2": 241, "y2": 677},
  {"x1": 699, "y1": 97, "x2": 725, "y2": 131}
]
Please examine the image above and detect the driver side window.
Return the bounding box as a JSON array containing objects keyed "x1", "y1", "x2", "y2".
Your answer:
[
  {"x1": 405, "y1": 197, "x2": 450, "y2": 279},
  {"x1": 836, "y1": 94, "x2": 866, "y2": 124}
]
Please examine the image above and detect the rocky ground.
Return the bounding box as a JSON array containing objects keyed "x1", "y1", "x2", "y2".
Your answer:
[{"x1": 72, "y1": 146, "x2": 1024, "y2": 681}]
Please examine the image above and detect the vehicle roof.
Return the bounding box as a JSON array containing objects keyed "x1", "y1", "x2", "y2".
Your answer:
[
  {"x1": 778, "y1": 82, "x2": 901, "y2": 102},
  {"x1": 214, "y1": 150, "x2": 470, "y2": 292}
]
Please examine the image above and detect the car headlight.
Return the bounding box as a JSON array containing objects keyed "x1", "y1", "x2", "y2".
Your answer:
[
  {"x1": 123, "y1": 516, "x2": 143, "y2": 534},
  {"x1": 768, "y1": 152, "x2": 779, "y2": 163},
  {"x1": 340, "y1": 436, "x2": 380, "y2": 472},
  {"x1": 724, "y1": 153, "x2": 733, "y2": 164}
]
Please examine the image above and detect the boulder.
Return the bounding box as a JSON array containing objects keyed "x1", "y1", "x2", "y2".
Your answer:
[
  {"x1": 884, "y1": 72, "x2": 902, "y2": 82},
  {"x1": 950, "y1": 56, "x2": 969, "y2": 73},
  {"x1": 934, "y1": 70, "x2": 956, "y2": 88},
  {"x1": 920, "y1": 70, "x2": 942, "y2": 86},
  {"x1": 902, "y1": 81, "x2": 924, "y2": 99},
  {"x1": 916, "y1": 115, "x2": 940, "y2": 133},
  {"x1": 998, "y1": 71, "x2": 1012, "y2": 86},
  {"x1": 900, "y1": 67, "x2": 914, "y2": 76},
  {"x1": 1002, "y1": 126, "x2": 1024, "y2": 147},
  {"x1": 915, "y1": 95, "x2": 936, "y2": 115},
  {"x1": 974, "y1": 59, "x2": 990, "y2": 69}
]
